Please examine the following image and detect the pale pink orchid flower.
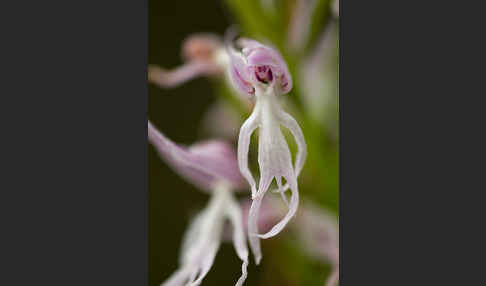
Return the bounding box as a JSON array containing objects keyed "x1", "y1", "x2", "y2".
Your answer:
[
  {"x1": 293, "y1": 201, "x2": 339, "y2": 286},
  {"x1": 148, "y1": 34, "x2": 226, "y2": 88},
  {"x1": 241, "y1": 197, "x2": 339, "y2": 286},
  {"x1": 148, "y1": 121, "x2": 248, "y2": 286},
  {"x1": 287, "y1": 0, "x2": 318, "y2": 52},
  {"x1": 333, "y1": 0, "x2": 339, "y2": 18},
  {"x1": 226, "y1": 37, "x2": 307, "y2": 264},
  {"x1": 300, "y1": 19, "x2": 338, "y2": 132}
]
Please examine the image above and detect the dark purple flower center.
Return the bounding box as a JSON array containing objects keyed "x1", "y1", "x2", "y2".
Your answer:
[{"x1": 255, "y1": 65, "x2": 273, "y2": 84}]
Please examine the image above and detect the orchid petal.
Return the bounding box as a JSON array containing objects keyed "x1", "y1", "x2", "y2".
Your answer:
[
  {"x1": 161, "y1": 268, "x2": 191, "y2": 286},
  {"x1": 148, "y1": 62, "x2": 218, "y2": 88},
  {"x1": 277, "y1": 109, "x2": 307, "y2": 177},
  {"x1": 237, "y1": 38, "x2": 264, "y2": 52},
  {"x1": 180, "y1": 212, "x2": 206, "y2": 264},
  {"x1": 247, "y1": 170, "x2": 276, "y2": 264},
  {"x1": 237, "y1": 109, "x2": 260, "y2": 197},
  {"x1": 258, "y1": 179, "x2": 299, "y2": 239},
  {"x1": 189, "y1": 141, "x2": 246, "y2": 189},
  {"x1": 226, "y1": 196, "x2": 249, "y2": 286},
  {"x1": 188, "y1": 240, "x2": 219, "y2": 286},
  {"x1": 181, "y1": 33, "x2": 222, "y2": 62},
  {"x1": 247, "y1": 189, "x2": 264, "y2": 265},
  {"x1": 226, "y1": 45, "x2": 255, "y2": 96},
  {"x1": 163, "y1": 188, "x2": 225, "y2": 286},
  {"x1": 272, "y1": 54, "x2": 293, "y2": 94},
  {"x1": 275, "y1": 176, "x2": 289, "y2": 206},
  {"x1": 236, "y1": 39, "x2": 293, "y2": 94},
  {"x1": 245, "y1": 48, "x2": 277, "y2": 67},
  {"x1": 148, "y1": 121, "x2": 245, "y2": 191},
  {"x1": 162, "y1": 185, "x2": 252, "y2": 286}
]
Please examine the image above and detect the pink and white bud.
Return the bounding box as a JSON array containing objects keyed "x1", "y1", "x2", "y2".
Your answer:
[
  {"x1": 148, "y1": 120, "x2": 246, "y2": 191},
  {"x1": 149, "y1": 34, "x2": 225, "y2": 88},
  {"x1": 182, "y1": 33, "x2": 223, "y2": 63}
]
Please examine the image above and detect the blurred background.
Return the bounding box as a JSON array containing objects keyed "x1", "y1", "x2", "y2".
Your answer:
[{"x1": 149, "y1": 0, "x2": 338, "y2": 285}]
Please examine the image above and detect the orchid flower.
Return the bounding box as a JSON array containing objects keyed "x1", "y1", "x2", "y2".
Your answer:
[
  {"x1": 148, "y1": 34, "x2": 227, "y2": 88},
  {"x1": 148, "y1": 121, "x2": 248, "y2": 286},
  {"x1": 287, "y1": 0, "x2": 318, "y2": 52},
  {"x1": 201, "y1": 101, "x2": 241, "y2": 140},
  {"x1": 226, "y1": 37, "x2": 307, "y2": 264},
  {"x1": 241, "y1": 197, "x2": 339, "y2": 286},
  {"x1": 333, "y1": 0, "x2": 339, "y2": 18},
  {"x1": 300, "y1": 19, "x2": 338, "y2": 130},
  {"x1": 293, "y1": 201, "x2": 339, "y2": 286},
  {"x1": 300, "y1": 0, "x2": 339, "y2": 128}
]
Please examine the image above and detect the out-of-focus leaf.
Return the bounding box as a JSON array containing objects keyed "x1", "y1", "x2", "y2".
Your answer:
[
  {"x1": 223, "y1": 0, "x2": 285, "y2": 48},
  {"x1": 306, "y1": 0, "x2": 332, "y2": 54},
  {"x1": 264, "y1": 236, "x2": 333, "y2": 286}
]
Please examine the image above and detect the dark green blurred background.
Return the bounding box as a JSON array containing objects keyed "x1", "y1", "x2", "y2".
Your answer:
[{"x1": 148, "y1": 1, "x2": 262, "y2": 285}]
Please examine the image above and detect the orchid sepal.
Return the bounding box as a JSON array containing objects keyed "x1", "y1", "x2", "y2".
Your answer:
[{"x1": 148, "y1": 120, "x2": 246, "y2": 191}]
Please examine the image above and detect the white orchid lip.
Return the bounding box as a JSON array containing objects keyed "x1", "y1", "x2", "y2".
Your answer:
[
  {"x1": 148, "y1": 120, "x2": 246, "y2": 191},
  {"x1": 148, "y1": 123, "x2": 249, "y2": 286},
  {"x1": 162, "y1": 183, "x2": 249, "y2": 286},
  {"x1": 227, "y1": 37, "x2": 307, "y2": 264},
  {"x1": 240, "y1": 86, "x2": 307, "y2": 264}
]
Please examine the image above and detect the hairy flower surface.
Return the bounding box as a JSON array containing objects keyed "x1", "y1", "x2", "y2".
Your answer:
[
  {"x1": 227, "y1": 38, "x2": 307, "y2": 264},
  {"x1": 148, "y1": 121, "x2": 249, "y2": 285}
]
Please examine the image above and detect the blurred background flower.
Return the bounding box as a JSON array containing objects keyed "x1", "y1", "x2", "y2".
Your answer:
[{"x1": 149, "y1": 0, "x2": 338, "y2": 285}]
